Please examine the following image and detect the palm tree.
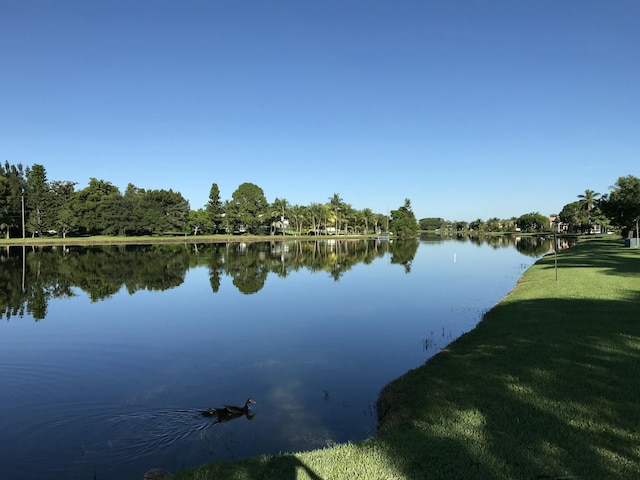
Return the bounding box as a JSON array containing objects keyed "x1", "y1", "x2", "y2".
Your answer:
[
  {"x1": 289, "y1": 204, "x2": 307, "y2": 235},
  {"x1": 308, "y1": 202, "x2": 322, "y2": 235},
  {"x1": 361, "y1": 208, "x2": 373, "y2": 234},
  {"x1": 577, "y1": 189, "x2": 601, "y2": 214},
  {"x1": 577, "y1": 189, "x2": 601, "y2": 231},
  {"x1": 319, "y1": 203, "x2": 332, "y2": 235},
  {"x1": 328, "y1": 193, "x2": 343, "y2": 235},
  {"x1": 271, "y1": 197, "x2": 289, "y2": 235},
  {"x1": 341, "y1": 203, "x2": 353, "y2": 235},
  {"x1": 351, "y1": 209, "x2": 364, "y2": 234}
]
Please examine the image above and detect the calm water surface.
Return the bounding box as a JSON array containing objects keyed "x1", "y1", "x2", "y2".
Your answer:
[{"x1": 0, "y1": 236, "x2": 557, "y2": 479}]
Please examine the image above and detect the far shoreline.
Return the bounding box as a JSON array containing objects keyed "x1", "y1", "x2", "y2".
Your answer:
[{"x1": 0, "y1": 230, "x2": 560, "y2": 248}]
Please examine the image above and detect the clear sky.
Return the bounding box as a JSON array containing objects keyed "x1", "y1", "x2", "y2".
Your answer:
[{"x1": 2, "y1": 0, "x2": 638, "y2": 221}]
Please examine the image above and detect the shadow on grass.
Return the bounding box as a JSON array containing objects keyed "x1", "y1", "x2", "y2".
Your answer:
[
  {"x1": 376, "y1": 293, "x2": 640, "y2": 479},
  {"x1": 540, "y1": 237, "x2": 640, "y2": 277},
  {"x1": 173, "y1": 453, "x2": 324, "y2": 480}
]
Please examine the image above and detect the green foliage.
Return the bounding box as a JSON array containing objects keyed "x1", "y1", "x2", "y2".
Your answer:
[
  {"x1": 577, "y1": 188, "x2": 601, "y2": 213},
  {"x1": 559, "y1": 200, "x2": 585, "y2": 230},
  {"x1": 485, "y1": 217, "x2": 503, "y2": 232},
  {"x1": 270, "y1": 197, "x2": 290, "y2": 235},
  {"x1": 307, "y1": 202, "x2": 322, "y2": 235},
  {"x1": 516, "y1": 212, "x2": 549, "y2": 233},
  {"x1": 205, "y1": 183, "x2": 224, "y2": 233},
  {"x1": 288, "y1": 204, "x2": 308, "y2": 235},
  {"x1": 419, "y1": 217, "x2": 445, "y2": 230},
  {"x1": 188, "y1": 208, "x2": 210, "y2": 235},
  {"x1": 227, "y1": 182, "x2": 269, "y2": 234},
  {"x1": 0, "y1": 161, "x2": 26, "y2": 238},
  {"x1": 328, "y1": 193, "x2": 344, "y2": 234},
  {"x1": 133, "y1": 188, "x2": 190, "y2": 235},
  {"x1": 24, "y1": 164, "x2": 53, "y2": 236},
  {"x1": 50, "y1": 180, "x2": 77, "y2": 238},
  {"x1": 600, "y1": 175, "x2": 640, "y2": 236},
  {"x1": 469, "y1": 218, "x2": 485, "y2": 231},
  {"x1": 361, "y1": 208, "x2": 377, "y2": 234},
  {"x1": 389, "y1": 199, "x2": 419, "y2": 238},
  {"x1": 72, "y1": 178, "x2": 122, "y2": 235}
]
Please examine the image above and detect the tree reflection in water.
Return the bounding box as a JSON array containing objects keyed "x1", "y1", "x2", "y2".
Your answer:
[{"x1": 0, "y1": 235, "x2": 562, "y2": 321}]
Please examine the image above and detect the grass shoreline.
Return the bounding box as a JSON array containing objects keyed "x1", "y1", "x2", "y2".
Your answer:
[{"x1": 169, "y1": 236, "x2": 639, "y2": 479}]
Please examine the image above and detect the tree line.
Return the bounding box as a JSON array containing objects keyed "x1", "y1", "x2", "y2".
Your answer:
[
  {"x1": 0, "y1": 162, "x2": 419, "y2": 240},
  {"x1": 2, "y1": 161, "x2": 636, "y2": 240},
  {"x1": 418, "y1": 175, "x2": 640, "y2": 237}
]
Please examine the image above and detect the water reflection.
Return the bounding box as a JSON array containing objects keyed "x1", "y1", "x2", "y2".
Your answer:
[
  {"x1": 0, "y1": 240, "x2": 399, "y2": 319},
  {"x1": 420, "y1": 233, "x2": 562, "y2": 257},
  {"x1": 0, "y1": 236, "x2": 570, "y2": 321}
]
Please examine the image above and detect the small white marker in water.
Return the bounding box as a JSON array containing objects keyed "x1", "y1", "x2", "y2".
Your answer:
[{"x1": 454, "y1": 253, "x2": 457, "y2": 263}]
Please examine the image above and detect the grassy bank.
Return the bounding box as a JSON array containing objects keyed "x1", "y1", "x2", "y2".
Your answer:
[{"x1": 172, "y1": 236, "x2": 640, "y2": 480}]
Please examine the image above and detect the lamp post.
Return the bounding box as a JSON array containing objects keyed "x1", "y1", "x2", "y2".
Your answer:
[{"x1": 554, "y1": 217, "x2": 561, "y2": 281}]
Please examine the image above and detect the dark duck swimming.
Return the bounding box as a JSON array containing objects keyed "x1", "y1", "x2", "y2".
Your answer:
[{"x1": 201, "y1": 398, "x2": 256, "y2": 423}]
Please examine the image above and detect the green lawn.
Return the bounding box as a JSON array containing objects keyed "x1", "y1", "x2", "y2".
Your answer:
[{"x1": 171, "y1": 236, "x2": 640, "y2": 480}]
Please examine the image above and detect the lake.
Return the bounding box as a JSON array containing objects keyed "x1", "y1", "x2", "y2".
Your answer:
[{"x1": 0, "y1": 235, "x2": 559, "y2": 479}]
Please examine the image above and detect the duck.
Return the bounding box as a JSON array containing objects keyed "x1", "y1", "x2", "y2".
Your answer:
[
  {"x1": 201, "y1": 398, "x2": 256, "y2": 420},
  {"x1": 219, "y1": 398, "x2": 256, "y2": 416}
]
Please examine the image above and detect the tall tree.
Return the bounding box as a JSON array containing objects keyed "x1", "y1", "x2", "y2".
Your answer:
[
  {"x1": 205, "y1": 183, "x2": 224, "y2": 233},
  {"x1": 308, "y1": 202, "x2": 323, "y2": 235},
  {"x1": 271, "y1": 197, "x2": 289, "y2": 235},
  {"x1": 389, "y1": 199, "x2": 419, "y2": 238},
  {"x1": 600, "y1": 175, "x2": 640, "y2": 236},
  {"x1": 289, "y1": 204, "x2": 307, "y2": 235},
  {"x1": 120, "y1": 183, "x2": 145, "y2": 235},
  {"x1": 138, "y1": 189, "x2": 190, "y2": 234},
  {"x1": 328, "y1": 193, "x2": 343, "y2": 235},
  {"x1": 361, "y1": 208, "x2": 377, "y2": 235},
  {"x1": 227, "y1": 183, "x2": 268, "y2": 234},
  {"x1": 351, "y1": 208, "x2": 364, "y2": 234},
  {"x1": 577, "y1": 189, "x2": 601, "y2": 229},
  {"x1": 0, "y1": 162, "x2": 25, "y2": 239},
  {"x1": 25, "y1": 164, "x2": 51, "y2": 236},
  {"x1": 341, "y1": 203, "x2": 354, "y2": 235},
  {"x1": 162, "y1": 189, "x2": 190, "y2": 233},
  {"x1": 73, "y1": 178, "x2": 122, "y2": 235},
  {"x1": 577, "y1": 189, "x2": 601, "y2": 213},
  {"x1": 49, "y1": 180, "x2": 77, "y2": 238}
]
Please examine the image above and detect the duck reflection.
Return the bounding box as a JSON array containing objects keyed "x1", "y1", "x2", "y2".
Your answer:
[{"x1": 201, "y1": 398, "x2": 256, "y2": 424}]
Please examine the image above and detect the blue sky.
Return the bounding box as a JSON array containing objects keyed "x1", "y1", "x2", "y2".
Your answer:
[{"x1": 2, "y1": 1, "x2": 638, "y2": 221}]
